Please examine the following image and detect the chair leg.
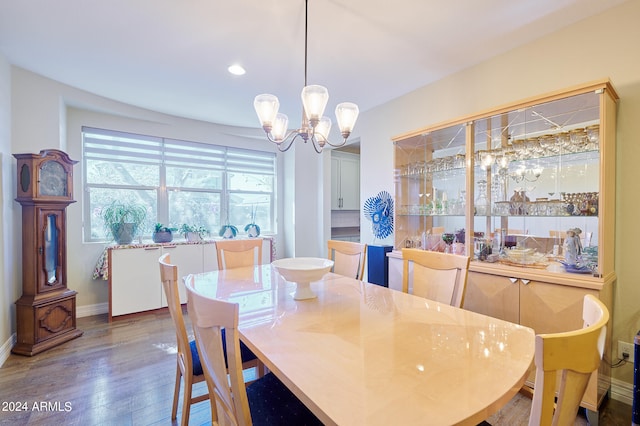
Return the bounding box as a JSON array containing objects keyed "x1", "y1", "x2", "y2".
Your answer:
[
  {"x1": 257, "y1": 359, "x2": 266, "y2": 378},
  {"x1": 181, "y1": 371, "x2": 193, "y2": 426},
  {"x1": 171, "y1": 362, "x2": 181, "y2": 421}
]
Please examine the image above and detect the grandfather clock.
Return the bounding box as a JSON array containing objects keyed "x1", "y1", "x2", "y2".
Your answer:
[{"x1": 12, "y1": 149, "x2": 83, "y2": 356}]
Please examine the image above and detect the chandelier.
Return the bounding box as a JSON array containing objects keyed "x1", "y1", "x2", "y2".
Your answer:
[{"x1": 253, "y1": 0, "x2": 359, "y2": 153}]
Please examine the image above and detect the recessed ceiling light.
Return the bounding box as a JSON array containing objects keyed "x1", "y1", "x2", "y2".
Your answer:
[{"x1": 228, "y1": 64, "x2": 246, "y2": 76}]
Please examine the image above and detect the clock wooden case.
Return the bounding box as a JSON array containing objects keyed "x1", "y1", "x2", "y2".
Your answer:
[{"x1": 12, "y1": 149, "x2": 83, "y2": 356}]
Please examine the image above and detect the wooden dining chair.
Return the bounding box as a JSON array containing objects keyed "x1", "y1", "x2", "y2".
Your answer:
[
  {"x1": 508, "y1": 228, "x2": 527, "y2": 235},
  {"x1": 159, "y1": 254, "x2": 261, "y2": 425},
  {"x1": 549, "y1": 230, "x2": 567, "y2": 239},
  {"x1": 431, "y1": 226, "x2": 445, "y2": 234},
  {"x1": 185, "y1": 280, "x2": 323, "y2": 426},
  {"x1": 401, "y1": 248, "x2": 470, "y2": 308},
  {"x1": 327, "y1": 240, "x2": 367, "y2": 280},
  {"x1": 528, "y1": 294, "x2": 609, "y2": 426},
  {"x1": 216, "y1": 238, "x2": 263, "y2": 270},
  {"x1": 159, "y1": 253, "x2": 209, "y2": 426}
]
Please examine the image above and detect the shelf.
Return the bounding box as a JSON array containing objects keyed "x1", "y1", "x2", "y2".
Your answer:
[{"x1": 392, "y1": 80, "x2": 616, "y2": 278}]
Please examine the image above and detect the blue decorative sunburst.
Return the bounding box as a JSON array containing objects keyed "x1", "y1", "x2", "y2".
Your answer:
[{"x1": 364, "y1": 191, "x2": 394, "y2": 239}]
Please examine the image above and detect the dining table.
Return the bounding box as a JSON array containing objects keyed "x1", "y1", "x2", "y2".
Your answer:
[{"x1": 184, "y1": 263, "x2": 535, "y2": 426}]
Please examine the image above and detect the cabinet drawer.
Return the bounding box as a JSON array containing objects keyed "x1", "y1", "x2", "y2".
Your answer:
[{"x1": 35, "y1": 297, "x2": 76, "y2": 343}]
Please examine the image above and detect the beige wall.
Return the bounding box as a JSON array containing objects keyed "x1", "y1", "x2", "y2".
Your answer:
[{"x1": 359, "y1": 0, "x2": 640, "y2": 387}]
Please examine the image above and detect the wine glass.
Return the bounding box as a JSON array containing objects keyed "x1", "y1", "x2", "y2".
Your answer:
[{"x1": 442, "y1": 233, "x2": 455, "y2": 254}]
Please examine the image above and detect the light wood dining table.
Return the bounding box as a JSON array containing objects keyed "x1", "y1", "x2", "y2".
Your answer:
[{"x1": 184, "y1": 264, "x2": 535, "y2": 426}]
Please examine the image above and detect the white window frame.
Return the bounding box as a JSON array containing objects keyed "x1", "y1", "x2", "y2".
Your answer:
[{"x1": 82, "y1": 126, "x2": 276, "y2": 242}]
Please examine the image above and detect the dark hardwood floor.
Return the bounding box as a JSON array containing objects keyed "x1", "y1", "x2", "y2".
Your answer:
[{"x1": 0, "y1": 310, "x2": 633, "y2": 425}]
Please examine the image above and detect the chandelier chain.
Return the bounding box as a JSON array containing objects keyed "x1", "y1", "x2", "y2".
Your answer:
[{"x1": 252, "y1": 0, "x2": 359, "y2": 152}]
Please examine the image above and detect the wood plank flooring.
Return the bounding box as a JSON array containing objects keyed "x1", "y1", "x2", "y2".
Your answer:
[{"x1": 0, "y1": 310, "x2": 633, "y2": 425}]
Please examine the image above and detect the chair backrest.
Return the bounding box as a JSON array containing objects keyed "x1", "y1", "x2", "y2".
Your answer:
[
  {"x1": 549, "y1": 230, "x2": 567, "y2": 239},
  {"x1": 216, "y1": 238, "x2": 263, "y2": 270},
  {"x1": 431, "y1": 226, "x2": 445, "y2": 234},
  {"x1": 528, "y1": 294, "x2": 609, "y2": 426},
  {"x1": 401, "y1": 248, "x2": 470, "y2": 308},
  {"x1": 327, "y1": 240, "x2": 367, "y2": 280},
  {"x1": 159, "y1": 254, "x2": 196, "y2": 379},
  {"x1": 185, "y1": 277, "x2": 252, "y2": 425},
  {"x1": 509, "y1": 228, "x2": 527, "y2": 235}
]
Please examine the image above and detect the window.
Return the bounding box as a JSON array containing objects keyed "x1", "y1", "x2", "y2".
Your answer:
[{"x1": 82, "y1": 127, "x2": 276, "y2": 242}]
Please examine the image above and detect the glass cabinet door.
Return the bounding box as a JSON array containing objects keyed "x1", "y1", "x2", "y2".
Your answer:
[
  {"x1": 472, "y1": 90, "x2": 601, "y2": 272},
  {"x1": 394, "y1": 123, "x2": 467, "y2": 252}
]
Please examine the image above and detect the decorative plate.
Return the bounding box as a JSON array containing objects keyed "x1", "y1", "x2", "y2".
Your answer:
[
  {"x1": 364, "y1": 190, "x2": 394, "y2": 239},
  {"x1": 560, "y1": 261, "x2": 593, "y2": 274}
]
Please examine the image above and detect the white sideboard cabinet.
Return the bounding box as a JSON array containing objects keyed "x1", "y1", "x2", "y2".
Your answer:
[{"x1": 107, "y1": 238, "x2": 272, "y2": 320}]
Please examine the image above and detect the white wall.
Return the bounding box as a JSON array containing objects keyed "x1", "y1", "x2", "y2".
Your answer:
[
  {"x1": 358, "y1": 0, "x2": 640, "y2": 386},
  {"x1": 0, "y1": 51, "x2": 18, "y2": 362},
  {"x1": 8, "y1": 67, "x2": 329, "y2": 317}
]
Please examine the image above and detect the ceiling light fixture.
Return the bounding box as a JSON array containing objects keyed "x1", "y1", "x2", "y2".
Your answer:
[
  {"x1": 228, "y1": 64, "x2": 246, "y2": 76},
  {"x1": 253, "y1": 0, "x2": 359, "y2": 153}
]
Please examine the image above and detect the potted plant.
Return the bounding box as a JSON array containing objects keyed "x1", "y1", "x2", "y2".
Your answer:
[
  {"x1": 179, "y1": 224, "x2": 208, "y2": 242},
  {"x1": 152, "y1": 223, "x2": 176, "y2": 243},
  {"x1": 219, "y1": 223, "x2": 238, "y2": 239},
  {"x1": 244, "y1": 204, "x2": 260, "y2": 237},
  {"x1": 102, "y1": 200, "x2": 147, "y2": 245}
]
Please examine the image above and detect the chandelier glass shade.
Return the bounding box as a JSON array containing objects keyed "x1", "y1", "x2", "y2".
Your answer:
[{"x1": 253, "y1": 0, "x2": 359, "y2": 153}]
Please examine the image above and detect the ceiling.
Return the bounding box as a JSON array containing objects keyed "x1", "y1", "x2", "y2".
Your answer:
[{"x1": 0, "y1": 0, "x2": 628, "y2": 138}]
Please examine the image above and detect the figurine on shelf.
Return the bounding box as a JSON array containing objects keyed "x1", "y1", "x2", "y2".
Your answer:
[{"x1": 564, "y1": 227, "x2": 583, "y2": 265}]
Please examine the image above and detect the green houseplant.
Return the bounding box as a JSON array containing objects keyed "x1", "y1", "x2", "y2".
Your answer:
[
  {"x1": 102, "y1": 200, "x2": 147, "y2": 245},
  {"x1": 152, "y1": 223, "x2": 176, "y2": 243},
  {"x1": 179, "y1": 224, "x2": 208, "y2": 242}
]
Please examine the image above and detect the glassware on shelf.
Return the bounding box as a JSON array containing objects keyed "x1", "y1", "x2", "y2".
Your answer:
[
  {"x1": 509, "y1": 190, "x2": 529, "y2": 215},
  {"x1": 425, "y1": 233, "x2": 443, "y2": 251},
  {"x1": 585, "y1": 124, "x2": 600, "y2": 150},
  {"x1": 493, "y1": 201, "x2": 511, "y2": 216},
  {"x1": 475, "y1": 180, "x2": 489, "y2": 216},
  {"x1": 442, "y1": 233, "x2": 455, "y2": 254},
  {"x1": 569, "y1": 128, "x2": 588, "y2": 151},
  {"x1": 561, "y1": 192, "x2": 599, "y2": 216}
]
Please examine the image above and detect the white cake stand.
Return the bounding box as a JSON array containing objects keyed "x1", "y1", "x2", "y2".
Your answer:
[{"x1": 271, "y1": 257, "x2": 334, "y2": 300}]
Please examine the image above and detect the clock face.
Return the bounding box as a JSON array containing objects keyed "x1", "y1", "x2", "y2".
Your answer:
[{"x1": 39, "y1": 160, "x2": 68, "y2": 197}]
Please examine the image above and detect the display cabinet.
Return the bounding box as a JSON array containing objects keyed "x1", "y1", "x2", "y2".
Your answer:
[
  {"x1": 393, "y1": 80, "x2": 617, "y2": 280},
  {"x1": 392, "y1": 79, "x2": 618, "y2": 414}
]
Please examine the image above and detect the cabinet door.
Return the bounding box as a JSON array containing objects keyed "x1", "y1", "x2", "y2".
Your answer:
[
  {"x1": 387, "y1": 254, "x2": 403, "y2": 292},
  {"x1": 463, "y1": 271, "x2": 519, "y2": 324},
  {"x1": 161, "y1": 244, "x2": 204, "y2": 305},
  {"x1": 519, "y1": 280, "x2": 602, "y2": 410},
  {"x1": 339, "y1": 155, "x2": 360, "y2": 210},
  {"x1": 519, "y1": 279, "x2": 595, "y2": 333},
  {"x1": 331, "y1": 156, "x2": 340, "y2": 210},
  {"x1": 111, "y1": 246, "x2": 162, "y2": 316},
  {"x1": 202, "y1": 243, "x2": 219, "y2": 272}
]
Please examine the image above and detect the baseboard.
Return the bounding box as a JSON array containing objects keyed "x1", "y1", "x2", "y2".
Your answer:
[
  {"x1": 1, "y1": 303, "x2": 106, "y2": 366},
  {"x1": 0, "y1": 333, "x2": 17, "y2": 367},
  {"x1": 611, "y1": 377, "x2": 634, "y2": 406},
  {"x1": 76, "y1": 302, "x2": 109, "y2": 318}
]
